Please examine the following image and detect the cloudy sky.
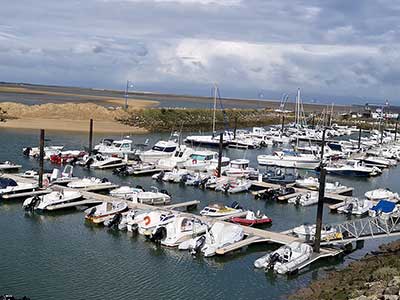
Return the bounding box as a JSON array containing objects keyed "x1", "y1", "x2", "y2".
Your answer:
[{"x1": 1, "y1": 0, "x2": 399, "y2": 103}]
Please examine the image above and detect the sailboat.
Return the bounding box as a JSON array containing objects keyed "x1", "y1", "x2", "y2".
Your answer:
[{"x1": 184, "y1": 84, "x2": 229, "y2": 147}]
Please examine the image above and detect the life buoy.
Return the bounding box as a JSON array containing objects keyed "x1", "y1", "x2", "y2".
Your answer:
[
  {"x1": 144, "y1": 216, "x2": 151, "y2": 225},
  {"x1": 43, "y1": 178, "x2": 49, "y2": 187},
  {"x1": 192, "y1": 159, "x2": 197, "y2": 164},
  {"x1": 213, "y1": 169, "x2": 219, "y2": 176}
]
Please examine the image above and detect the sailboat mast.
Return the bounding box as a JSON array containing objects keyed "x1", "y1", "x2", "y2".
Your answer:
[{"x1": 212, "y1": 83, "x2": 217, "y2": 134}]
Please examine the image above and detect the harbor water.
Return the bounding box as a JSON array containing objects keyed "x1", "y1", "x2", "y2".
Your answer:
[{"x1": 0, "y1": 128, "x2": 398, "y2": 300}]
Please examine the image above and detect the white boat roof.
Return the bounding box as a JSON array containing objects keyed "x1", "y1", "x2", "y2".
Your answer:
[
  {"x1": 113, "y1": 139, "x2": 133, "y2": 144},
  {"x1": 230, "y1": 159, "x2": 250, "y2": 164},
  {"x1": 154, "y1": 140, "x2": 177, "y2": 147},
  {"x1": 190, "y1": 150, "x2": 218, "y2": 156}
]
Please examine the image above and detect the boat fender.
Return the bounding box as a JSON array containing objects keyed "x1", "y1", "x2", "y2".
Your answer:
[
  {"x1": 192, "y1": 159, "x2": 197, "y2": 164},
  {"x1": 144, "y1": 216, "x2": 151, "y2": 225}
]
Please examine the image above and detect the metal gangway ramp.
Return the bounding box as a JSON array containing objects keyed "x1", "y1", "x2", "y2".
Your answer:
[{"x1": 320, "y1": 214, "x2": 400, "y2": 245}]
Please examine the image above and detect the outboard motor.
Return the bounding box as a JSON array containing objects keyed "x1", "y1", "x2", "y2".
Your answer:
[
  {"x1": 346, "y1": 203, "x2": 354, "y2": 215},
  {"x1": 86, "y1": 207, "x2": 97, "y2": 217},
  {"x1": 190, "y1": 235, "x2": 206, "y2": 255},
  {"x1": 106, "y1": 213, "x2": 122, "y2": 229},
  {"x1": 295, "y1": 195, "x2": 301, "y2": 206},
  {"x1": 150, "y1": 226, "x2": 167, "y2": 243},
  {"x1": 85, "y1": 157, "x2": 94, "y2": 168},
  {"x1": 135, "y1": 185, "x2": 144, "y2": 192},
  {"x1": 267, "y1": 252, "x2": 281, "y2": 270},
  {"x1": 113, "y1": 165, "x2": 126, "y2": 175},
  {"x1": 101, "y1": 178, "x2": 109, "y2": 183},
  {"x1": 200, "y1": 177, "x2": 209, "y2": 189},
  {"x1": 156, "y1": 171, "x2": 165, "y2": 182},
  {"x1": 230, "y1": 201, "x2": 243, "y2": 210},
  {"x1": 160, "y1": 189, "x2": 170, "y2": 196},
  {"x1": 22, "y1": 147, "x2": 32, "y2": 156},
  {"x1": 24, "y1": 196, "x2": 41, "y2": 211}
]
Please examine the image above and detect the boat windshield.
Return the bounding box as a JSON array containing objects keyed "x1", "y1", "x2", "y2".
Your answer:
[
  {"x1": 190, "y1": 154, "x2": 207, "y2": 161},
  {"x1": 152, "y1": 146, "x2": 176, "y2": 152}
]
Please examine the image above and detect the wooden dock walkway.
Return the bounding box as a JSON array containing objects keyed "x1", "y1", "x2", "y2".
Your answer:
[
  {"x1": 5, "y1": 173, "x2": 342, "y2": 266},
  {"x1": 1, "y1": 189, "x2": 52, "y2": 200}
]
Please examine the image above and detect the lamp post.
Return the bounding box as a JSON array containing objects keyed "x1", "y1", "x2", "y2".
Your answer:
[{"x1": 124, "y1": 80, "x2": 134, "y2": 110}]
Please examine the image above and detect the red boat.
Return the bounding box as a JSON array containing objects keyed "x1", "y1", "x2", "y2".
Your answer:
[
  {"x1": 230, "y1": 211, "x2": 272, "y2": 226},
  {"x1": 50, "y1": 151, "x2": 86, "y2": 164}
]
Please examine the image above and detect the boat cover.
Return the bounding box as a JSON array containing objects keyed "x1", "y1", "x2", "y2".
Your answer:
[
  {"x1": 371, "y1": 200, "x2": 396, "y2": 213},
  {"x1": 0, "y1": 178, "x2": 18, "y2": 188}
]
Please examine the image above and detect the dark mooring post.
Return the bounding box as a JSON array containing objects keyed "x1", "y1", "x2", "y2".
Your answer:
[
  {"x1": 358, "y1": 127, "x2": 362, "y2": 150},
  {"x1": 281, "y1": 115, "x2": 285, "y2": 133},
  {"x1": 89, "y1": 118, "x2": 93, "y2": 155},
  {"x1": 217, "y1": 133, "x2": 223, "y2": 178},
  {"x1": 311, "y1": 114, "x2": 315, "y2": 128},
  {"x1": 233, "y1": 116, "x2": 238, "y2": 140},
  {"x1": 314, "y1": 128, "x2": 326, "y2": 253},
  {"x1": 38, "y1": 129, "x2": 45, "y2": 188},
  {"x1": 380, "y1": 123, "x2": 384, "y2": 145},
  {"x1": 395, "y1": 122, "x2": 398, "y2": 141}
]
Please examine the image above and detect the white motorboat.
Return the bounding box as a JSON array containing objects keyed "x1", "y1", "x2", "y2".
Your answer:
[
  {"x1": 0, "y1": 161, "x2": 22, "y2": 171},
  {"x1": 325, "y1": 161, "x2": 382, "y2": 177},
  {"x1": 257, "y1": 150, "x2": 320, "y2": 170},
  {"x1": 23, "y1": 145, "x2": 64, "y2": 158},
  {"x1": 90, "y1": 156, "x2": 124, "y2": 169},
  {"x1": 227, "y1": 179, "x2": 252, "y2": 194},
  {"x1": 184, "y1": 135, "x2": 229, "y2": 148},
  {"x1": 182, "y1": 151, "x2": 219, "y2": 172},
  {"x1": 131, "y1": 187, "x2": 171, "y2": 205},
  {"x1": 67, "y1": 177, "x2": 113, "y2": 189},
  {"x1": 224, "y1": 159, "x2": 257, "y2": 178},
  {"x1": 109, "y1": 186, "x2": 143, "y2": 199},
  {"x1": 291, "y1": 224, "x2": 339, "y2": 241},
  {"x1": 19, "y1": 170, "x2": 38, "y2": 178},
  {"x1": 0, "y1": 178, "x2": 38, "y2": 196},
  {"x1": 139, "y1": 140, "x2": 179, "y2": 163},
  {"x1": 85, "y1": 201, "x2": 128, "y2": 224},
  {"x1": 150, "y1": 216, "x2": 209, "y2": 247},
  {"x1": 337, "y1": 198, "x2": 374, "y2": 216},
  {"x1": 288, "y1": 191, "x2": 319, "y2": 206},
  {"x1": 295, "y1": 177, "x2": 319, "y2": 190},
  {"x1": 178, "y1": 222, "x2": 244, "y2": 257},
  {"x1": 157, "y1": 145, "x2": 195, "y2": 169},
  {"x1": 200, "y1": 203, "x2": 243, "y2": 217},
  {"x1": 204, "y1": 157, "x2": 230, "y2": 175},
  {"x1": 94, "y1": 139, "x2": 136, "y2": 158},
  {"x1": 23, "y1": 190, "x2": 83, "y2": 211},
  {"x1": 358, "y1": 155, "x2": 397, "y2": 168},
  {"x1": 365, "y1": 188, "x2": 399, "y2": 202},
  {"x1": 136, "y1": 211, "x2": 176, "y2": 235},
  {"x1": 49, "y1": 165, "x2": 78, "y2": 185},
  {"x1": 160, "y1": 169, "x2": 190, "y2": 183},
  {"x1": 254, "y1": 242, "x2": 313, "y2": 274}
]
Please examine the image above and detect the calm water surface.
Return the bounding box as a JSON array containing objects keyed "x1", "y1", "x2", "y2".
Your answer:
[{"x1": 0, "y1": 128, "x2": 398, "y2": 299}]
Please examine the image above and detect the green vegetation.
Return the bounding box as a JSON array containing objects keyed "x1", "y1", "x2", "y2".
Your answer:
[{"x1": 117, "y1": 108, "x2": 290, "y2": 132}]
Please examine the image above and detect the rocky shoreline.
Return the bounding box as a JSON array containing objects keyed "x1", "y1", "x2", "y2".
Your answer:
[{"x1": 289, "y1": 240, "x2": 400, "y2": 300}]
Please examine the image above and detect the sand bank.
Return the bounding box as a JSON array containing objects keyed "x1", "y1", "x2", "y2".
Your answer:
[{"x1": 0, "y1": 118, "x2": 147, "y2": 133}]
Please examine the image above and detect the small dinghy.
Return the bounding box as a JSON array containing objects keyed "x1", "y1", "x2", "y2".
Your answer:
[
  {"x1": 149, "y1": 216, "x2": 209, "y2": 247},
  {"x1": 288, "y1": 191, "x2": 319, "y2": 206},
  {"x1": 227, "y1": 179, "x2": 252, "y2": 194},
  {"x1": 337, "y1": 198, "x2": 374, "y2": 216},
  {"x1": 67, "y1": 177, "x2": 113, "y2": 189},
  {"x1": 23, "y1": 190, "x2": 83, "y2": 211},
  {"x1": 254, "y1": 242, "x2": 313, "y2": 274},
  {"x1": 365, "y1": 188, "x2": 399, "y2": 202},
  {"x1": 200, "y1": 202, "x2": 243, "y2": 217},
  {"x1": 178, "y1": 222, "x2": 244, "y2": 257},
  {"x1": 19, "y1": 170, "x2": 38, "y2": 178},
  {"x1": 230, "y1": 210, "x2": 272, "y2": 226},
  {"x1": 85, "y1": 201, "x2": 128, "y2": 224}
]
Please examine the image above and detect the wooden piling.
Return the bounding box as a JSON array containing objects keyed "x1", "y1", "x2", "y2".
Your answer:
[
  {"x1": 314, "y1": 128, "x2": 326, "y2": 253},
  {"x1": 89, "y1": 118, "x2": 93, "y2": 155},
  {"x1": 38, "y1": 129, "x2": 45, "y2": 188}
]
